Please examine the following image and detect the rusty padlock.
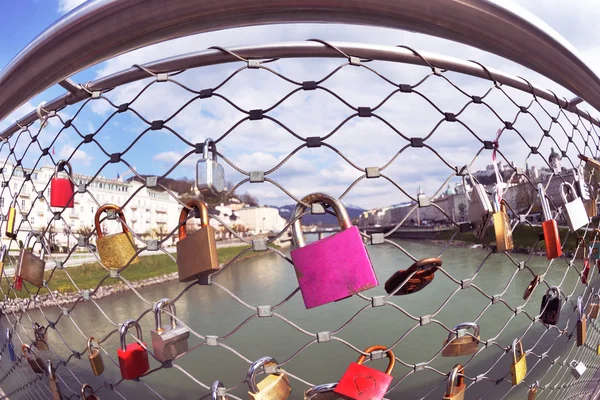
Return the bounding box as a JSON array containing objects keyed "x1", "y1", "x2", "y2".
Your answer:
[
  {"x1": 385, "y1": 257, "x2": 441, "y2": 295},
  {"x1": 523, "y1": 275, "x2": 541, "y2": 301},
  {"x1": 22, "y1": 344, "x2": 46, "y2": 373},
  {"x1": 247, "y1": 356, "x2": 291, "y2": 400},
  {"x1": 95, "y1": 205, "x2": 139, "y2": 269},
  {"x1": 81, "y1": 384, "x2": 100, "y2": 400},
  {"x1": 442, "y1": 322, "x2": 480, "y2": 357},
  {"x1": 587, "y1": 293, "x2": 600, "y2": 319},
  {"x1": 48, "y1": 360, "x2": 62, "y2": 400},
  {"x1": 443, "y1": 364, "x2": 466, "y2": 400},
  {"x1": 17, "y1": 231, "x2": 47, "y2": 289},
  {"x1": 88, "y1": 337, "x2": 105, "y2": 376},
  {"x1": 176, "y1": 199, "x2": 219, "y2": 282},
  {"x1": 33, "y1": 322, "x2": 48, "y2": 350},
  {"x1": 577, "y1": 296, "x2": 587, "y2": 347}
]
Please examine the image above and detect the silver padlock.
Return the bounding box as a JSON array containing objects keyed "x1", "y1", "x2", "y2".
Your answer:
[
  {"x1": 570, "y1": 360, "x2": 587, "y2": 378},
  {"x1": 561, "y1": 182, "x2": 589, "y2": 231},
  {"x1": 468, "y1": 183, "x2": 492, "y2": 238},
  {"x1": 212, "y1": 380, "x2": 228, "y2": 400},
  {"x1": 196, "y1": 138, "x2": 225, "y2": 198},
  {"x1": 304, "y1": 383, "x2": 338, "y2": 399},
  {"x1": 574, "y1": 166, "x2": 591, "y2": 201},
  {"x1": 17, "y1": 231, "x2": 47, "y2": 288},
  {"x1": 150, "y1": 298, "x2": 190, "y2": 362}
]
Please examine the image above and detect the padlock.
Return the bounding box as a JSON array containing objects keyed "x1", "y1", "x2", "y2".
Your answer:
[
  {"x1": 587, "y1": 294, "x2": 600, "y2": 319},
  {"x1": 577, "y1": 296, "x2": 587, "y2": 347},
  {"x1": 591, "y1": 242, "x2": 600, "y2": 262},
  {"x1": 468, "y1": 183, "x2": 492, "y2": 238},
  {"x1": 537, "y1": 184, "x2": 562, "y2": 260},
  {"x1": 492, "y1": 196, "x2": 513, "y2": 252},
  {"x1": 574, "y1": 165, "x2": 596, "y2": 218},
  {"x1": 528, "y1": 381, "x2": 539, "y2": 400},
  {"x1": 442, "y1": 322, "x2": 480, "y2": 357},
  {"x1": 385, "y1": 258, "x2": 441, "y2": 296},
  {"x1": 5, "y1": 199, "x2": 16, "y2": 239},
  {"x1": 50, "y1": 160, "x2": 75, "y2": 208},
  {"x1": 88, "y1": 336, "x2": 105, "y2": 376},
  {"x1": 211, "y1": 380, "x2": 228, "y2": 400},
  {"x1": 597, "y1": 342, "x2": 600, "y2": 355},
  {"x1": 540, "y1": 287, "x2": 561, "y2": 325},
  {"x1": 561, "y1": 182, "x2": 589, "y2": 231},
  {"x1": 81, "y1": 384, "x2": 100, "y2": 400},
  {"x1": 443, "y1": 364, "x2": 466, "y2": 400},
  {"x1": 570, "y1": 360, "x2": 586, "y2": 379},
  {"x1": 523, "y1": 275, "x2": 541, "y2": 301},
  {"x1": 247, "y1": 356, "x2": 292, "y2": 400},
  {"x1": 7, "y1": 328, "x2": 15, "y2": 362},
  {"x1": 22, "y1": 344, "x2": 46, "y2": 373},
  {"x1": 33, "y1": 322, "x2": 48, "y2": 350},
  {"x1": 16, "y1": 231, "x2": 47, "y2": 289},
  {"x1": 304, "y1": 383, "x2": 338, "y2": 399},
  {"x1": 196, "y1": 138, "x2": 225, "y2": 198},
  {"x1": 176, "y1": 199, "x2": 219, "y2": 282},
  {"x1": 290, "y1": 193, "x2": 378, "y2": 309},
  {"x1": 150, "y1": 298, "x2": 190, "y2": 362},
  {"x1": 117, "y1": 319, "x2": 149, "y2": 380},
  {"x1": 582, "y1": 252, "x2": 591, "y2": 285},
  {"x1": 334, "y1": 345, "x2": 395, "y2": 400},
  {"x1": 95, "y1": 205, "x2": 139, "y2": 269},
  {"x1": 48, "y1": 360, "x2": 62, "y2": 400},
  {"x1": 510, "y1": 338, "x2": 527, "y2": 385}
]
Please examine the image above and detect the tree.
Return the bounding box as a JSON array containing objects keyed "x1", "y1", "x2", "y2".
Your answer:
[
  {"x1": 153, "y1": 224, "x2": 168, "y2": 241},
  {"x1": 76, "y1": 225, "x2": 93, "y2": 238},
  {"x1": 458, "y1": 202, "x2": 467, "y2": 222},
  {"x1": 240, "y1": 192, "x2": 259, "y2": 206},
  {"x1": 514, "y1": 183, "x2": 537, "y2": 213}
]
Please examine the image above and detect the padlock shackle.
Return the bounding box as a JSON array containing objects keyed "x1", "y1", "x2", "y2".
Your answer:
[
  {"x1": 95, "y1": 204, "x2": 129, "y2": 239},
  {"x1": 53, "y1": 160, "x2": 73, "y2": 179},
  {"x1": 577, "y1": 296, "x2": 584, "y2": 320},
  {"x1": 305, "y1": 383, "x2": 337, "y2": 398},
  {"x1": 445, "y1": 363, "x2": 465, "y2": 397},
  {"x1": 21, "y1": 344, "x2": 36, "y2": 360},
  {"x1": 119, "y1": 319, "x2": 143, "y2": 351},
  {"x1": 404, "y1": 257, "x2": 442, "y2": 277},
  {"x1": 512, "y1": 338, "x2": 524, "y2": 363},
  {"x1": 47, "y1": 359, "x2": 53, "y2": 376},
  {"x1": 560, "y1": 182, "x2": 578, "y2": 204},
  {"x1": 355, "y1": 345, "x2": 395, "y2": 375},
  {"x1": 247, "y1": 356, "x2": 280, "y2": 394},
  {"x1": 0, "y1": 244, "x2": 7, "y2": 260},
  {"x1": 202, "y1": 138, "x2": 218, "y2": 161},
  {"x1": 291, "y1": 193, "x2": 352, "y2": 248},
  {"x1": 23, "y1": 231, "x2": 46, "y2": 258},
  {"x1": 446, "y1": 322, "x2": 480, "y2": 342},
  {"x1": 87, "y1": 336, "x2": 99, "y2": 354},
  {"x1": 33, "y1": 322, "x2": 46, "y2": 342},
  {"x1": 211, "y1": 380, "x2": 225, "y2": 400},
  {"x1": 537, "y1": 184, "x2": 552, "y2": 221},
  {"x1": 6, "y1": 328, "x2": 10, "y2": 341},
  {"x1": 178, "y1": 199, "x2": 209, "y2": 241},
  {"x1": 154, "y1": 297, "x2": 177, "y2": 331},
  {"x1": 545, "y1": 286, "x2": 560, "y2": 299},
  {"x1": 81, "y1": 384, "x2": 96, "y2": 399},
  {"x1": 570, "y1": 360, "x2": 579, "y2": 369}
]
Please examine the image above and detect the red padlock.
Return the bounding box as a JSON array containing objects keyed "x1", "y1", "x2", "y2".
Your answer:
[
  {"x1": 334, "y1": 345, "x2": 395, "y2": 400},
  {"x1": 50, "y1": 160, "x2": 75, "y2": 208},
  {"x1": 117, "y1": 319, "x2": 149, "y2": 380}
]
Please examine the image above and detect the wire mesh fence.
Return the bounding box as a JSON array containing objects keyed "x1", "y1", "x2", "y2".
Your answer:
[{"x1": 0, "y1": 39, "x2": 599, "y2": 400}]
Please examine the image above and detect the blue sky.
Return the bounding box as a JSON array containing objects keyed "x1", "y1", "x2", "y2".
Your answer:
[{"x1": 1, "y1": 0, "x2": 599, "y2": 208}]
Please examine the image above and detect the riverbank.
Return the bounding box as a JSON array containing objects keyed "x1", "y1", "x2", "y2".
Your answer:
[{"x1": 0, "y1": 244, "x2": 277, "y2": 311}]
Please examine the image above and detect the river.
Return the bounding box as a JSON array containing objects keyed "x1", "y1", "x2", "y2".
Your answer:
[{"x1": 0, "y1": 237, "x2": 587, "y2": 399}]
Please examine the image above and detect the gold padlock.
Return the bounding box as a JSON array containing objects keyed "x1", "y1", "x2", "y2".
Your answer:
[
  {"x1": 22, "y1": 344, "x2": 46, "y2": 373},
  {"x1": 597, "y1": 342, "x2": 600, "y2": 356},
  {"x1": 493, "y1": 198, "x2": 513, "y2": 252},
  {"x1": 95, "y1": 204, "x2": 139, "y2": 269},
  {"x1": 587, "y1": 294, "x2": 600, "y2": 319},
  {"x1": 528, "y1": 381, "x2": 539, "y2": 400},
  {"x1": 247, "y1": 356, "x2": 291, "y2": 400},
  {"x1": 443, "y1": 364, "x2": 466, "y2": 400},
  {"x1": 6, "y1": 200, "x2": 16, "y2": 239},
  {"x1": 304, "y1": 383, "x2": 337, "y2": 399},
  {"x1": 33, "y1": 322, "x2": 48, "y2": 350},
  {"x1": 577, "y1": 296, "x2": 587, "y2": 347},
  {"x1": 510, "y1": 338, "x2": 527, "y2": 385},
  {"x1": 176, "y1": 199, "x2": 219, "y2": 282},
  {"x1": 18, "y1": 232, "x2": 47, "y2": 288},
  {"x1": 442, "y1": 322, "x2": 480, "y2": 357},
  {"x1": 88, "y1": 337, "x2": 105, "y2": 376},
  {"x1": 81, "y1": 383, "x2": 100, "y2": 400},
  {"x1": 48, "y1": 360, "x2": 62, "y2": 400}
]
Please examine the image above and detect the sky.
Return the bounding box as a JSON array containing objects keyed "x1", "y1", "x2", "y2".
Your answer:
[{"x1": 0, "y1": 0, "x2": 599, "y2": 210}]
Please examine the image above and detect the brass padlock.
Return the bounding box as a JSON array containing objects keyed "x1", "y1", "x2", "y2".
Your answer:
[
  {"x1": 18, "y1": 231, "x2": 47, "y2": 288},
  {"x1": 587, "y1": 294, "x2": 600, "y2": 319},
  {"x1": 442, "y1": 322, "x2": 480, "y2": 357},
  {"x1": 492, "y1": 198, "x2": 514, "y2": 252},
  {"x1": 510, "y1": 339, "x2": 527, "y2": 385},
  {"x1": 212, "y1": 380, "x2": 228, "y2": 400},
  {"x1": 33, "y1": 322, "x2": 48, "y2": 350},
  {"x1": 81, "y1": 383, "x2": 100, "y2": 400},
  {"x1": 304, "y1": 383, "x2": 338, "y2": 399},
  {"x1": 150, "y1": 298, "x2": 190, "y2": 362},
  {"x1": 88, "y1": 337, "x2": 105, "y2": 376},
  {"x1": 176, "y1": 199, "x2": 219, "y2": 282},
  {"x1": 443, "y1": 364, "x2": 466, "y2": 400},
  {"x1": 48, "y1": 360, "x2": 62, "y2": 400},
  {"x1": 577, "y1": 296, "x2": 587, "y2": 347},
  {"x1": 95, "y1": 204, "x2": 139, "y2": 269},
  {"x1": 247, "y1": 356, "x2": 291, "y2": 400},
  {"x1": 528, "y1": 381, "x2": 539, "y2": 400},
  {"x1": 22, "y1": 344, "x2": 46, "y2": 373},
  {"x1": 597, "y1": 342, "x2": 600, "y2": 356},
  {"x1": 6, "y1": 199, "x2": 16, "y2": 239},
  {"x1": 523, "y1": 275, "x2": 541, "y2": 301}
]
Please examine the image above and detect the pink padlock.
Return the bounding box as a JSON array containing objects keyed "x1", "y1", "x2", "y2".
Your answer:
[{"x1": 290, "y1": 193, "x2": 378, "y2": 309}]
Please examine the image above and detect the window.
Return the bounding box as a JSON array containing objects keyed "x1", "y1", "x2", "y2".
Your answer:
[
  {"x1": 21, "y1": 200, "x2": 25, "y2": 208},
  {"x1": 13, "y1": 183, "x2": 17, "y2": 191},
  {"x1": 91, "y1": 206, "x2": 94, "y2": 213},
  {"x1": 80, "y1": 206, "x2": 84, "y2": 212},
  {"x1": 30, "y1": 217, "x2": 35, "y2": 226},
  {"x1": 0, "y1": 197, "x2": 4, "y2": 207}
]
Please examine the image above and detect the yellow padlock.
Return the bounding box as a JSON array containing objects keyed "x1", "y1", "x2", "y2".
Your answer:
[
  {"x1": 95, "y1": 205, "x2": 139, "y2": 269},
  {"x1": 510, "y1": 338, "x2": 527, "y2": 385}
]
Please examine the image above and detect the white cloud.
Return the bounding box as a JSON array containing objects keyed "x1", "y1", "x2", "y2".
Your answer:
[
  {"x1": 59, "y1": 145, "x2": 93, "y2": 166},
  {"x1": 57, "y1": 0, "x2": 87, "y2": 14}
]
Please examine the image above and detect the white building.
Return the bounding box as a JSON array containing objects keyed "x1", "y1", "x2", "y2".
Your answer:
[
  {"x1": 234, "y1": 206, "x2": 286, "y2": 234},
  {"x1": 0, "y1": 162, "x2": 181, "y2": 249}
]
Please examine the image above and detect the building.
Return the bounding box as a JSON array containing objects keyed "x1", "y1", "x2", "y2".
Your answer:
[
  {"x1": 234, "y1": 206, "x2": 286, "y2": 234},
  {"x1": 1, "y1": 162, "x2": 181, "y2": 249}
]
